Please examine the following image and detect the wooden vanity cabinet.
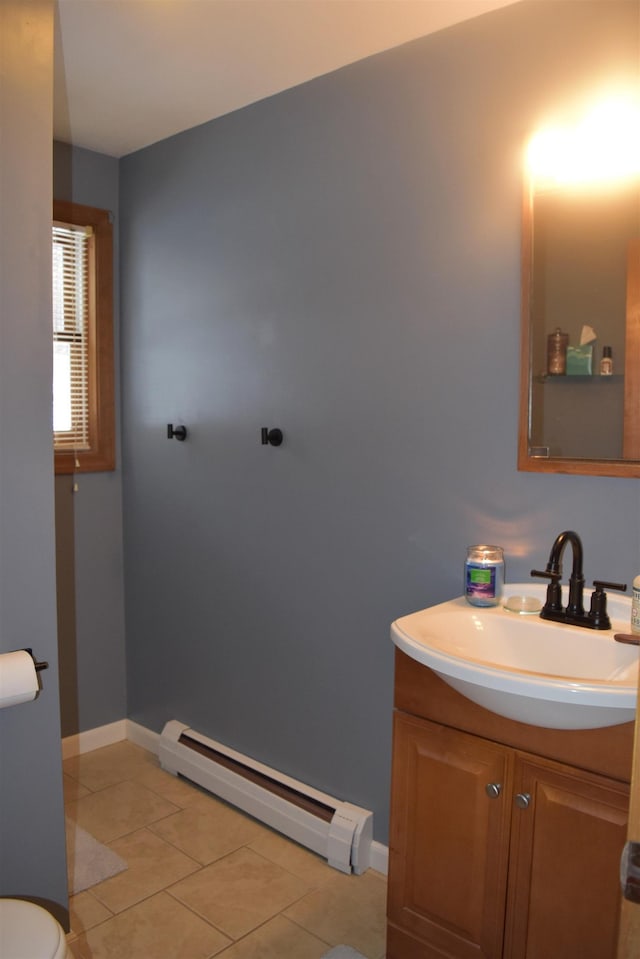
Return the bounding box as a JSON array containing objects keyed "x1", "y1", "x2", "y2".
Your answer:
[
  {"x1": 504, "y1": 754, "x2": 628, "y2": 958},
  {"x1": 387, "y1": 650, "x2": 633, "y2": 959},
  {"x1": 388, "y1": 712, "x2": 513, "y2": 958}
]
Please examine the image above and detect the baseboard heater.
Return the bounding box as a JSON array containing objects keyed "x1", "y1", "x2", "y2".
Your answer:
[{"x1": 159, "y1": 720, "x2": 373, "y2": 874}]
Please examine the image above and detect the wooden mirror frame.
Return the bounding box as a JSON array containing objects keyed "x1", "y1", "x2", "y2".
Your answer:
[{"x1": 518, "y1": 181, "x2": 640, "y2": 478}]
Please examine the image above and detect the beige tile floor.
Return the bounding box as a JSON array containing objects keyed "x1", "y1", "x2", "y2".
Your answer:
[{"x1": 63, "y1": 741, "x2": 387, "y2": 959}]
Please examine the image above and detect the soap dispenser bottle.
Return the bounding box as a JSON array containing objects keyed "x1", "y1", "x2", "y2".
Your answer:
[
  {"x1": 632, "y1": 575, "x2": 640, "y2": 634},
  {"x1": 600, "y1": 346, "x2": 613, "y2": 375}
]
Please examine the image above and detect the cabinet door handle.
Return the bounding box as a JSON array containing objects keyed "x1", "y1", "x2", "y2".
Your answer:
[
  {"x1": 515, "y1": 792, "x2": 531, "y2": 809},
  {"x1": 485, "y1": 783, "x2": 502, "y2": 799}
]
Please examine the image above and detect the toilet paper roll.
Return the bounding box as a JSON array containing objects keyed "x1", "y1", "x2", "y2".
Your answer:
[{"x1": 0, "y1": 650, "x2": 39, "y2": 709}]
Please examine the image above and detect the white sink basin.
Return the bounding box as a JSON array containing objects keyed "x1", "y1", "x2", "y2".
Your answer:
[{"x1": 391, "y1": 583, "x2": 638, "y2": 729}]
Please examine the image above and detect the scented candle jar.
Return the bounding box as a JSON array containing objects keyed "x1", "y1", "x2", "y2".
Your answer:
[{"x1": 465, "y1": 545, "x2": 505, "y2": 607}]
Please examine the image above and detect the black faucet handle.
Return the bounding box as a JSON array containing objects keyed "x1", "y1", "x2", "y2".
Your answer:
[
  {"x1": 530, "y1": 569, "x2": 563, "y2": 613},
  {"x1": 530, "y1": 569, "x2": 561, "y2": 581},
  {"x1": 588, "y1": 581, "x2": 628, "y2": 630},
  {"x1": 592, "y1": 580, "x2": 627, "y2": 593}
]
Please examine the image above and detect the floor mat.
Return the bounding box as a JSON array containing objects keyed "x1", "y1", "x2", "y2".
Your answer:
[
  {"x1": 66, "y1": 819, "x2": 127, "y2": 895},
  {"x1": 321, "y1": 948, "x2": 368, "y2": 959}
]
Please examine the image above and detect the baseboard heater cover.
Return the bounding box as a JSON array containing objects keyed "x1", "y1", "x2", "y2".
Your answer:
[{"x1": 158, "y1": 720, "x2": 373, "y2": 874}]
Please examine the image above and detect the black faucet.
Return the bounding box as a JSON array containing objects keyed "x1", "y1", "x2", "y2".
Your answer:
[{"x1": 531, "y1": 530, "x2": 626, "y2": 630}]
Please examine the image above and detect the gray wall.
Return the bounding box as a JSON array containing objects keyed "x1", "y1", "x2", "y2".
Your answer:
[
  {"x1": 0, "y1": 0, "x2": 68, "y2": 918},
  {"x1": 53, "y1": 142, "x2": 126, "y2": 737},
  {"x1": 120, "y1": 0, "x2": 640, "y2": 845}
]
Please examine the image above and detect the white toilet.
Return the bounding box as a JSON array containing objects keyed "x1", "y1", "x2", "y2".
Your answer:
[{"x1": 0, "y1": 898, "x2": 68, "y2": 958}]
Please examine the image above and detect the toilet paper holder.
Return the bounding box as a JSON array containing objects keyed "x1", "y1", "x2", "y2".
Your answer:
[
  {"x1": 0, "y1": 648, "x2": 48, "y2": 710},
  {"x1": 25, "y1": 648, "x2": 48, "y2": 672}
]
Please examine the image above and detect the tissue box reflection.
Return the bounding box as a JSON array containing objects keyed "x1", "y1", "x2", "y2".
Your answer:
[{"x1": 566, "y1": 345, "x2": 593, "y2": 375}]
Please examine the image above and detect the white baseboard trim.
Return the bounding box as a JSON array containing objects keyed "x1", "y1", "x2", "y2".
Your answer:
[
  {"x1": 61, "y1": 719, "x2": 162, "y2": 760},
  {"x1": 60, "y1": 718, "x2": 390, "y2": 876},
  {"x1": 369, "y1": 841, "x2": 389, "y2": 877},
  {"x1": 61, "y1": 719, "x2": 128, "y2": 759},
  {"x1": 126, "y1": 719, "x2": 160, "y2": 754}
]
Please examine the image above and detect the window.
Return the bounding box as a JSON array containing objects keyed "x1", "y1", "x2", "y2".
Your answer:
[{"x1": 53, "y1": 200, "x2": 115, "y2": 473}]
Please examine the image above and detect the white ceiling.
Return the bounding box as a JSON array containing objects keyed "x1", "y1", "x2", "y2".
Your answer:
[{"x1": 54, "y1": 0, "x2": 519, "y2": 158}]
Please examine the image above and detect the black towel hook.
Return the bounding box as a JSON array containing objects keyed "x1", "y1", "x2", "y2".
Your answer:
[
  {"x1": 261, "y1": 427, "x2": 283, "y2": 447},
  {"x1": 167, "y1": 424, "x2": 187, "y2": 441}
]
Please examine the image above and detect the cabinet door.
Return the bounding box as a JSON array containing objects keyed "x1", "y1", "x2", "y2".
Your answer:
[
  {"x1": 505, "y1": 754, "x2": 629, "y2": 959},
  {"x1": 388, "y1": 712, "x2": 513, "y2": 959}
]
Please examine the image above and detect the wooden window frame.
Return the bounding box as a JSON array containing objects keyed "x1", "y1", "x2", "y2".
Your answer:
[{"x1": 53, "y1": 200, "x2": 115, "y2": 473}]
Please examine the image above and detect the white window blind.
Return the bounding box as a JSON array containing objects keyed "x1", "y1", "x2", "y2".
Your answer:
[{"x1": 52, "y1": 222, "x2": 92, "y2": 452}]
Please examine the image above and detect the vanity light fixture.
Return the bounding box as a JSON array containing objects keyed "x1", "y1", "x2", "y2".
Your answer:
[{"x1": 526, "y1": 93, "x2": 640, "y2": 187}]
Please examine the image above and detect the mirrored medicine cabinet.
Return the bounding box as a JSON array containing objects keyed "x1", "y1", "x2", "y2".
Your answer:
[{"x1": 518, "y1": 173, "x2": 640, "y2": 478}]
